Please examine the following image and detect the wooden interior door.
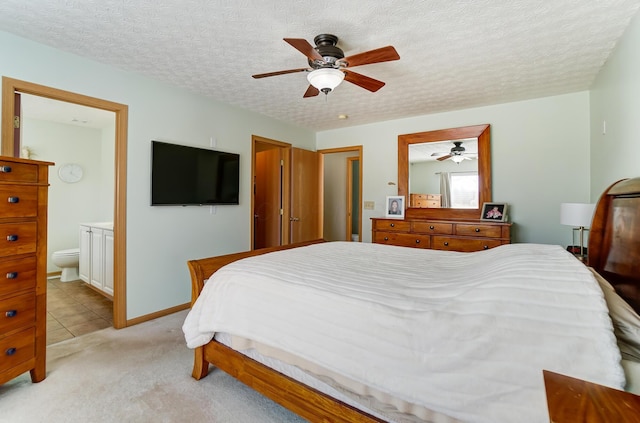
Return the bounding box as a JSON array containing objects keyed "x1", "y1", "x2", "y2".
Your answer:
[
  {"x1": 254, "y1": 148, "x2": 283, "y2": 249},
  {"x1": 289, "y1": 147, "x2": 321, "y2": 243}
]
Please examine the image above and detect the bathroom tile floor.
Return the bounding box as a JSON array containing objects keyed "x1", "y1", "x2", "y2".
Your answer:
[{"x1": 47, "y1": 277, "x2": 113, "y2": 345}]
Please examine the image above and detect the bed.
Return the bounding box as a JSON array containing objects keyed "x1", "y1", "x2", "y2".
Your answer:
[{"x1": 183, "y1": 177, "x2": 640, "y2": 422}]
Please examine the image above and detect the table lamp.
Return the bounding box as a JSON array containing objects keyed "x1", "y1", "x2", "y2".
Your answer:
[{"x1": 560, "y1": 203, "x2": 595, "y2": 261}]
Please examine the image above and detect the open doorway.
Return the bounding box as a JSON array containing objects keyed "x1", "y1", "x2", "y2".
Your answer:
[
  {"x1": 319, "y1": 146, "x2": 363, "y2": 242},
  {"x1": 252, "y1": 135, "x2": 322, "y2": 249},
  {"x1": 252, "y1": 135, "x2": 291, "y2": 249},
  {"x1": 1, "y1": 77, "x2": 128, "y2": 329}
]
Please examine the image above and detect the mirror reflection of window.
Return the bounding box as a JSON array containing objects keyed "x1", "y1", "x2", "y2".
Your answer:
[{"x1": 450, "y1": 172, "x2": 478, "y2": 208}]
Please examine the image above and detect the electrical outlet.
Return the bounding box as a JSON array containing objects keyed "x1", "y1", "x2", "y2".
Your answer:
[{"x1": 364, "y1": 201, "x2": 375, "y2": 210}]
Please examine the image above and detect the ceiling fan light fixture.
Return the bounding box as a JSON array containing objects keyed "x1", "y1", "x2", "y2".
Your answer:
[
  {"x1": 451, "y1": 155, "x2": 465, "y2": 164},
  {"x1": 307, "y1": 68, "x2": 345, "y2": 94}
]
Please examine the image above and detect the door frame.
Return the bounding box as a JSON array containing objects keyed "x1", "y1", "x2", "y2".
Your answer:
[
  {"x1": 318, "y1": 146, "x2": 363, "y2": 242},
  {"x1": 251, "y1": 135, "x2": 291, "y2": 249},
  {"x1": 346, "y1": 156, "x2": 360, "y2": 241},
  {"x1": 2, "y1": 77, "x2": 128, "y2": 328}
]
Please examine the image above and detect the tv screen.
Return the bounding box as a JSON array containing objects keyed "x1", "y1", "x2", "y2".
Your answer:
[{"x1": 151, "y1": 141, "x2": 240, "y2": 206}]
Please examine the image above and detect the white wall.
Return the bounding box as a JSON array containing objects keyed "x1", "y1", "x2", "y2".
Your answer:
[
  {"x1": 316, "y1": 92, "x2": 591, "y2": 246},
  {"x1": 23, "y1": 118, "x2": 112, "y2": 273},
  {"x1": 0, "y1": 30, "x2": 315, "y2": 319},
  {"x1": 590, "y1": 10, "x2": 640, "y2": 198}
]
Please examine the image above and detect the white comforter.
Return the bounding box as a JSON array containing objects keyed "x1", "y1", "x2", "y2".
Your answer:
[{"x1": 183, "y1": 242, "x2": 625, "y2": 423}]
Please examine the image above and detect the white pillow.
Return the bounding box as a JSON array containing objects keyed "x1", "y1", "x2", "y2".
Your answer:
[{"x1": 590, "y1": 268, "x2": 640, "y2": 362}]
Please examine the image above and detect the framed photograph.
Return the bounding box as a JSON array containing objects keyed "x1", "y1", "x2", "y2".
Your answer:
[
  {"x1": 480, "y1": 202, "x2": 508, "y2": 222},
  {"x1": 385, "y1": 196, "x2": 405, "y2": 219}
]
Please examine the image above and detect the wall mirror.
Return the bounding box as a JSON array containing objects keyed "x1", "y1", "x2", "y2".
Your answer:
[{"x1": 398, "y1": 124, "x2": 492, "y2": 220}]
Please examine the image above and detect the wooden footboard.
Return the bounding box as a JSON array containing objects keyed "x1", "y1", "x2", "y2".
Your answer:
[
  {"x1": 187, "y1": 239, "x2": 325, "y2": 379},
  {"x1": 187, "y1": 239, "x2": 384, "y2": 422}
]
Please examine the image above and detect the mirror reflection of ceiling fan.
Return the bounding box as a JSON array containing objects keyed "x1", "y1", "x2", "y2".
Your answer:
[
  {"x1": 431, "y1": 141, "x2": 478, "y2": 163},
  {"x1": 252, "y1": 34, "x2": 400, "y2": 97}
]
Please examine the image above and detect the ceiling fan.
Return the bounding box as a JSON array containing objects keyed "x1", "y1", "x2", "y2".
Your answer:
[
  {"x1": 431, "y1": 141, "x2": 477, "y2": 164},
  {"x1": 252, "y1": 34, "x2": 400, "y2": 97}
]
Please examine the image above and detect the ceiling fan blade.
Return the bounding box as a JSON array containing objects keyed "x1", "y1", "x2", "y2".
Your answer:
[
  {"x1": 343, "y1": 46, "x2": 400, "y2": 68},
  {"x1": 437, "y1": 154, "x2": 452, "y2": 161},
  {"x1": 343, "y1": 70, "x2": 385, "y2": 92},
  {"x1": 303, "y1": 85, "x2": 320, "y2": 98},
  {"x1": 284, "y1": 38, "x2": 323, "y2": 62},
  {"x1": 252, "y1": 68, "x2": 309, "y2": 79}
]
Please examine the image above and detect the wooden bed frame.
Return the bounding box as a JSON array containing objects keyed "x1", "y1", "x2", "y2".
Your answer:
[{"x1": 187, "y1": 178, "x2": 640, "y2": 423}]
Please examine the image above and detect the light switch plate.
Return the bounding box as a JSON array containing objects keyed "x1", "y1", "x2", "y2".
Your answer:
[{"x1": 364, "y1": 201, "x2": 375, "y2": 210}]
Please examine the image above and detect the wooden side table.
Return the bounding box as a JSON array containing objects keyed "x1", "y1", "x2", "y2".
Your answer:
[{"x1": 544, "y1": 370, "x2": 640, "y2": 422}]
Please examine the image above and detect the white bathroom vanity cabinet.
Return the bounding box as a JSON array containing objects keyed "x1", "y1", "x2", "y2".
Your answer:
[{"x1": 79, "y1": 223, "x2": 114, "y2": 297}]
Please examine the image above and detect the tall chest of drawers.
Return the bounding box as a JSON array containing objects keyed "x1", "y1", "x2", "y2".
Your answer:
[
  {"x1": 0, "y1": 157, "x2": 52, "y2": 384},
  {"x1": 372, "y1": 217, "x2": 511, "y2": 252}
]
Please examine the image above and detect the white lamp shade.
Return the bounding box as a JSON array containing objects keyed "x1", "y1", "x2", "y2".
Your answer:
[
  {"x1": 560, "y1": 203, "x2": 595, "y2": 227},
  {"x1": 307, "y1": 68, "x2": 345, "y2": 92}
]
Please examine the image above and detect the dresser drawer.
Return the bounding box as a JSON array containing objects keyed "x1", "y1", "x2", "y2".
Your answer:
[
  {"x1": 0, "y1": 222, "x2": 37, "y2": 257},
  {"x1": 374, "y1": 232, "x2": 431, "y2": 248},
  {"x1": 412, "y1": 221, "x2": 453, "y2": 234},
  {"x1": 0, "y1": 186, "x2": 38, "y2": 218},
  {"x1": 0, "y1": 292, "x2": 36, "y2": 334},
  {"x1": 425, "y1": 200, "x2": 441, "y2": 208},
  {"x1": 0, "y1": 256, "x2": 36, "y2": 297},
  {"x1": 0, "y1": 161, "x2": 38, "y2": 183},
  {"x1": 0, "y1": 327, "x2": 35, "y2": 374},
  {"x1": 431, "y1": 236, "x2": 502, "y2": 252},
  {"x1": 373, "y1": 219, "x2": 411, "y2": 232},
  {"x1": 455, "y1": 224, "x2": 503, "y2": 238}
]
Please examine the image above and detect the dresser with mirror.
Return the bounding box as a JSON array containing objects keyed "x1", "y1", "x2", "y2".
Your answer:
[{"x1": 372, "y1": 124, "x2": 512, "y2": 252}]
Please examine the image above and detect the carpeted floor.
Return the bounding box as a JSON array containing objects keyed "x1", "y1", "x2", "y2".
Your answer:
[{"x1": 0, "y1": 310, "x2": 305, "y2": 423}]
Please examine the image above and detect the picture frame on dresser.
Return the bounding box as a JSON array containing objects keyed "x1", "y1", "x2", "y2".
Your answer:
[
  {"x1": 481, "y1": 202, "x2": 508, "y2": 222},
  {"x1": 385, "y1": 196, "x2": 405, "y2": 218}
]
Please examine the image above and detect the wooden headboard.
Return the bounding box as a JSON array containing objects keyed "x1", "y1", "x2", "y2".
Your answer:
[{"x1": 588, "y1": 177, "x2": 640, "y2": 314}]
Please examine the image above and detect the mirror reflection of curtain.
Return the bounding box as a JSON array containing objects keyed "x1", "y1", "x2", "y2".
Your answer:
[{"x1": 439, "y1": 172, "x2": 451, "y2": 208}]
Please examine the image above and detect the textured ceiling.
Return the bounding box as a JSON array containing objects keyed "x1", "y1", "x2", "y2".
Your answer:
[{"x1": 1, "y1": 0, "x2": 639, "y2": 132}]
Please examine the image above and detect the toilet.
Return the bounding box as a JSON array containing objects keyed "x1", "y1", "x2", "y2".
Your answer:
[{"x1": 51, "y1": 248, "x2": 80, "y2": 282}]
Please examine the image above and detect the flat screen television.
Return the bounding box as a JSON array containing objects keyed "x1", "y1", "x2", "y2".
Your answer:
[{"x1": 151, "y1": 140, "x2": 240, "y2": 206}]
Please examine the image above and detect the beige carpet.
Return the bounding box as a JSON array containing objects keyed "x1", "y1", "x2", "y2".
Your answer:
[{"x1": 0, "y1": 310, "x2": 305, "y2": 423}]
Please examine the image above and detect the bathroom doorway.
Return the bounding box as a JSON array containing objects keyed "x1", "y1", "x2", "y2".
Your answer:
[{"x1": 1, "y1": 77, "x2": 128, "y2": 330}]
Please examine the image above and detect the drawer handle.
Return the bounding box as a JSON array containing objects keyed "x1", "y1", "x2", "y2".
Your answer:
[
  {"x1": 5, "y1": 310, "x2": 17, "y2": 317},
  {"x1": 390, "y1": 223, "x2": 395, "y2": 227},
  {"x1": 0, "y1": 166, "x2": 12, "y2": 173},
  {"x1": 7, "y1": 196, "x2": 19, "y2": 203},
  {"x1": 5, "y1": 347, "x2": 17, "y2": 356},
  {"x1": 483, "y1": 245, "x2": 489, "y2": 250},
  {"x1": 6, "y1": 235, "x2": 18, "y2": 242},
  {"x1": 384, "y1": 237, "x2": 389, "y2": 241},
  {"x1": 415, "y1": 239, "x2": 420, "y2": 244},
  {"x1": 429, "y1": 225, "x2": 434, "y2": 230},
  {"x1": 444, "y1": 242, "x2": 449, "y2": 246},
  {"x1": 6, "y1": 272, "x2": 18, "y2": 279},
  {"x1": 475, "y1": 228, "x2": 480, "y2": 232}
]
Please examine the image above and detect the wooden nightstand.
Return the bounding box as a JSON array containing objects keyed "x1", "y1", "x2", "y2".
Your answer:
[{"x1": 544, "y1": 370, "x2": 640, "y2": 422}]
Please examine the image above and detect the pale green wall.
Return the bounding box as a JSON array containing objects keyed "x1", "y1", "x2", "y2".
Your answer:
[
  {"x1": 0, "y1": 30, "x2": 315, "y2": 319},
  {"x1": 590, "y1": 10, "x2": 640, "y2": 199},
  {"x1": 316, "y1": 92, "x2": 591, "y2": 246}
]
